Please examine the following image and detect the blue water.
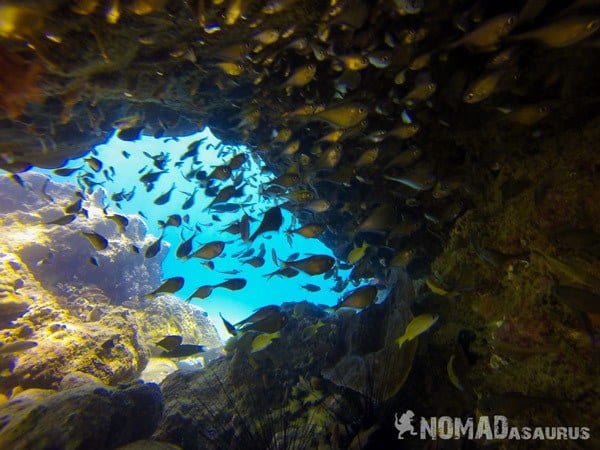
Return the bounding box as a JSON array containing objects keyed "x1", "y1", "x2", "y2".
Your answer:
[{"x1": 32, "y1": 128, "x2": 355, "y2": 341}]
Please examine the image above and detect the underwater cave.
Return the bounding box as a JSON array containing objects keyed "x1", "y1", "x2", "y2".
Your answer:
[{"x1": 0, "y1": 0, "x2": 599, "y2": 449}]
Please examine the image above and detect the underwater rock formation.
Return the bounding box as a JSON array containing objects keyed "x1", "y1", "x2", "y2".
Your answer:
[
  {"x1": 0, "y1": 381, "x2": 163, "y2": 450},
  {"x1": 0, "y1": 173, "x2": 221, "y2": 393},
  {"x1": 154, "y1": 286, "x2": 419, "y2": 449}
]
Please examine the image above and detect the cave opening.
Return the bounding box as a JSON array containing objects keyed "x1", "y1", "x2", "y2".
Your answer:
[{"x1": 26, "y1": 127, "x2": 359, "y2": 339}]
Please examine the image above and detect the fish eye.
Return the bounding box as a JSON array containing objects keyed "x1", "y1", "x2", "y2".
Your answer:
[
  {"x1": 358, "y1": 107, "x2": 366, "y2": 113},
  {"x1": 465, "y1": 92, "x2": 475, "y2": 100},
  {"x1": 361, "y1": 56, "x2": 369, "y2": 64},
  {"x1": 506, "y1": 16, "x2": 515, "y2": 26},
  {"x1": 587, "y1": 19, "x2": 600, "y2": 30}
]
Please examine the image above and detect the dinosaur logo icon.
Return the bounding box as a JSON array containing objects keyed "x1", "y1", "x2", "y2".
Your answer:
[{"x1": 395, "y1": 410, "x2": 418, "y2": 439}]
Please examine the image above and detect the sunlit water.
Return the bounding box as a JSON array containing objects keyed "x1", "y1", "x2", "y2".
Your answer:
[{"x1": 28, "y1": 128, "x2": 355, "y2": 341}]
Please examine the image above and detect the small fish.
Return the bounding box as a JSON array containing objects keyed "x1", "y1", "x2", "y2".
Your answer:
[
  {"x1": 107, "y1": 214, "x2": 129, "y2": 233},
  {"x1": 84, "y1": 156, "x2": 103, "y2": 172},
  {"x1": 281, "y1": 254, "x2": 335, "y2": 276},
  {"x1": 243, "y1": 256, "x2": 265, "y2": 267},
  {"x1": 140, "y1": 170, "x2": 168, "y2": 184},
  {"x1": 191, "y1": 241, "x2": 225, "y2": 260},
  {"x1": 249, "y1": 206, "x2": 283, "y2": 241},
  {"x1": 511, "y1": 16, "x2": 599, "y2": 48},
  {"x1": 161, "y1": 344, "x2": 206, "y2": 358},
  {"x1": 448, "y1": 13, "x2": 518, "y2": 50},
  {"x1": 263, "y1": 266, "x2": 300, "y2": 279},
  {"x1": 244, "y1": 312, "x2": 288, "y2": 334},
  {"x1": 53, "y1": 166, "x2": 83, "y2": 177},
  {"x1": 384, "y1": 172, "x2": 435, "y2": 191},
  {"x1": 0, "y1": 340, "x2": 38, "y2": 354},
  {"x1": 176, "y1": 232, "x2": 197, "y2": 259},
  {"x1": 312, "y1": 103, "x2": 368, "y2": 128},
  {"x1": 146, "y1": 276, "x2": 185, "y2": 298},
  {"x1": 64, "y1": 198, "x2": 83, "y2": 214},
  {"x1": 347, "y1": 241, "x2": 369, "y2": 264},
  {"x1": 287, "y1": 223, "x2": 325, "y2": 238},
  {"x1": 463, "y1": 70, "x2": 507, "y2": 103},
  {"x1": 208, "y1": 165, "x2": 232, "y2": 181},
  {"x1": 251, "y1": 331, "x2": 281, "y2": 353},
  {"x1": 117, "y1": 126, "x2": 144, "y2": 141},
  {"x1": 80, "y1": 231, "x2": 108, "y2": 251},
  {"x1": 301, "y1": 320, "x2": 325, "y2": 341},
  {"x1": 122, "y1": 151, "x2": 131, "y2": 158},
  {"x1": 145, "y1": 234, "x2": 163, "y2": 258},
  {"x1": 220, "y1": 313, "x2": 238, "y2": 336},
  {"x1": 155, "y1": 335, "x2": 183, "y2": 352},
  {"x1": 301, "y1": 283, "x2": 321, "y2": 292},
  {"x1": 182, "y1": 187, "x2": 199, "y2": 210},
  {"x1": 44, "y1": 214, "x2": 76, "y2": 226},
  {"x1": 88, "y1": 256, "x2": 99, "y2": 266},
  {"x1": 216, "y1": 278, "x2": 247, "y2": 291},
  {"x1": 216, "y1": 61, "x2": 244, "y2": 76},
  {"x1": 186, "y1": 285, "x2": 214, "y2": 302},
  {"x1": 396, "y1": 314, "x2": 439, "y2": 348},
  {"x1": 154, "y1": 183, "x2": 176, "y2": 205},
  {"x1": 335, "y1": 285, "x2": 378, "y2": 309},
  {"x1": 281, "y1": 64, "x2": 317, "y2": 88}
]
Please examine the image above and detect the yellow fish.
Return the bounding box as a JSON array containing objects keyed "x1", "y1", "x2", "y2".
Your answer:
[
  {"x1": 347, "y1": 241, "x2": 368, "y2": 264},
  {"x1": 511, "y1": 16, "x2": 599, "y2": 48},
  {"x1": 312, "y1": 104, "x2": 368, "y2": 128},
  {"x1": 396, "y1": 314, "x2": 439, "y2": 348},
  {"x1": 216, "y1": 62, "x2": 244, "y2": 76},
  {"x1": 282, "y1": 64, "x2": 317, "y2": 88},
  {"x1": 251, "y1": 331, "x2": 281, "y2": 353},
  {"x1": 463, "y1": 70, "x2": 506, "y2": 103}
]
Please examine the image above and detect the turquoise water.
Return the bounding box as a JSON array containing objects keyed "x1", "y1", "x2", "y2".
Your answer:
[{"x1": 33, "y1": 129, "x2": 354, "y2": 341}]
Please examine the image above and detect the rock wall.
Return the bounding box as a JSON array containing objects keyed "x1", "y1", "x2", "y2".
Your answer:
[{"x1": 0, "y1": 173, "x2": 221, "y2": 394}]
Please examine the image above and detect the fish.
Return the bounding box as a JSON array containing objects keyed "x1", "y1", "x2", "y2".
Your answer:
[
  {"x1": 88, "y1": 256, "x2": 99, "y2": 266},
  {"x1": 249, "y1": 206, "x2": 283, "y2": 241},
  {"x1": 84, "y1": 156, "x2": 103, "y2": 172},
  {"x1": 447, "y1": 13, "x2": 518, "y2": 50},
  {"x1": 220, "y1": 313, "x2": 238, "y2": 336},
  {"x1": 280, "y1": 254, "x2": 335, "y2": 275},
  {"x1": 396, "y1": 314, "x2": 439, "y2": 348},
  {"x1": 303, "y1": 199, "x2": 331, "y2": 213},
  {"x1": 53, "y1": 166, "x2": 83, "y2": 177},
  {"x1": 216, "y1": 278, "x2": 247, "y2": 291},
  {"x1": 311, "y1": 103, "x2": 368, "y2": 128},
  {"x1": 287, "y1": 223, "x2": 325, "y2": 239},
  {"x1": 80, "y1": 231, "x2": 108, "y2": 251},
  {"x1": 236, "y1": 305, "x2": 281, "y2": 327},
  {"x1": 251, "y1": 331, "x2": 281, "y2": 353},
  {"x1": 243, "y1": 312, "x2": 288, "y2": 334},
  {"x1": 117, "y1": 126, "x2": 144, "y2": 141},
  {"x1": 44, "y1": 214, "x2": 77, "y2": 226},
  {"x1": 140, "y1": 170, "x2": 168, "y2": 184},
  {"x1": 208, "y1": 165, "x2": 232, "y2": 181},
  {"x1": 155, "y1": 335, "x2": 183, "y2": 352},
  {"x1": 301, "y1": 320, "x2": 325, "y2": 341},
  {"x1": 301, "y1": 283, "x2": 321, "y2": 292},
  {"x1": 107, "y1": 214, "x2": 129, "y2": 233},
  {"x1": 146, "y1": 277, "x2": 185, "y2": 298},
  {"x1": 154, "y1": 183, "x2": 176, "y2": 205},
  {"x1": 347, "y1": 241, "x2": 369, "y2": 264},
  {"x1": 161, "y1": 344, "x2": 206, "y2": 358},
  {"x1": 511, "y1": 16, "x2": 599, "y2": 47},
  {"x1": 64, "y1": 198, "x2": 83, "y2": 214},
  {"x1": 158, "y1": 214, "x2": 182, "y2": 229},
  {"x1": 264, "y1": 266, "x2": 300, "y2": 279},
  {"x1": 243, "y1": 256, "x2": 265, "y2": 267},
  {"x1": 145, "y1": 234, "x2": 163, "y2": 258},
  {"x1": 216, "y1": 62, "x2": 244, "y2": 75},
  {"x1": 186, "y1": 285, "x2": 214, "y2": 302},
  {"x1": 463, "y1": 70, "x2": 507, "y2": 103},
  {"x1": 384, "y1": 171, "x2": 435, "y2": 191},
  {"x1": 206, "y1": 185, "x2": 236, "y2": 210},
  {"x1": 335, "y1": 285, "x2": 378, "y2": 309},
  {"x1": 176, "y1": 232, "x2": 197, "y2": 259},
  {"x1": 182, "y1": 187, "x2": 199, "y2": 210},
  {"x1": 281, "y1": 64, "x2": 317, "y2": 89},
  {"x1": 190, "y1": 241, "x2": 225, "y2": 260},
  {"x1": 0, "y1": 340, "x2": 38, "y2": 354}
]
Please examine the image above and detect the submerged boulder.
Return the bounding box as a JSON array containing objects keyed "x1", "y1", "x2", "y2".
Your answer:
[{"x1": 0, "y1": 382, "x2": 163, "y2": 450}]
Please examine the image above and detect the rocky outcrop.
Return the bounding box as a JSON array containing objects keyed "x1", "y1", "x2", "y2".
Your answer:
[
  {"x1": 0, "y1": 173, "x2": 221, "y2": 393},
  {"x1": 154, "y1": 286, "x2": 417, "y2": 449},
  {"x1": 0, "y1": 381, "x2": 163, "y2": 450}
]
